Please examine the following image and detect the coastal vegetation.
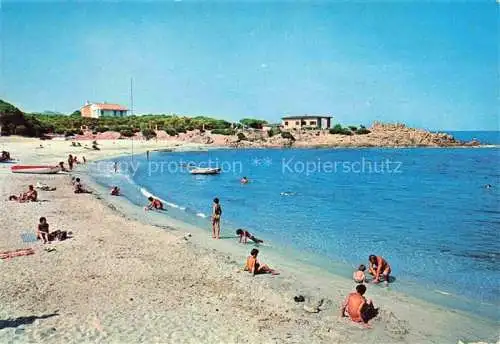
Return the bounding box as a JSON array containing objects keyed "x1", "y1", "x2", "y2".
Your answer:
[
  {"x1": 329, "y1": 124, "x2": 371, "y2": 136},
  {"x1": 0, "y1": 99, "x2": 474, "y2": 147}
]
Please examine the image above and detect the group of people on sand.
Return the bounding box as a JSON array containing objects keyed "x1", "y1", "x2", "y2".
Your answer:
[
  {"x1": 59, "y1": 154, "x2": 85, "y2": 172},
  {"x1": 9, "y1": 184, "x2": 38, "y2": 202},
  {"x1": 353, "y1": 255, "x2": 392, "y2": 285},
  {"x1": 339, "y1": 255, "x2": 391, "y2": 327}
]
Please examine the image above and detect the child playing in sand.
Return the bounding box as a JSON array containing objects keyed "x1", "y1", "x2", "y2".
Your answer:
[
  {"x1": 244, "y1": 249, "x2": 278, "y2": 275},
  {"x1": 37, "y1": 217, "x2": 50, "y2": 244},
  {"x1": 353, "y1": 264, "x2": 367, "y2": 283},
  {"x1": 236, "y1": 229, "x2": 263, "y2": 244}
]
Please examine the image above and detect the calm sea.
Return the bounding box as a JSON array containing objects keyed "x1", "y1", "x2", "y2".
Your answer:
[{"x1": 89, "y1": 131, "x2": 499, "y2": 318}]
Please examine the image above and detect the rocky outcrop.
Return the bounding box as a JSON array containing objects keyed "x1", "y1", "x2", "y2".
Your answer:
[{"x1": 153, "y1": 122, "x2": 480, "y2": 148}]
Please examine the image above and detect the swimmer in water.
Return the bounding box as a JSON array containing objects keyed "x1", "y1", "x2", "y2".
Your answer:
[
  {"x1": 485, "y1": 184, "x2": 492, "y2": 189},
  {"x1": 280, "y1": 191, "x2": 295, "y2": 196},
  {"x1": 240, "y1": 176, "x2": 249, "y2": 184}
]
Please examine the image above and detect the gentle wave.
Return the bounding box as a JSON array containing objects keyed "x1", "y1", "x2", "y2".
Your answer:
[{"x1": 140, "y1": 187, "x2": 187, "y2": 211}]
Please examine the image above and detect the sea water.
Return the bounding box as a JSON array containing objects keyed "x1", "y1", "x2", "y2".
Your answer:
[{"x1": 88, "y1": 131, "x2": 499, "y2": 319}]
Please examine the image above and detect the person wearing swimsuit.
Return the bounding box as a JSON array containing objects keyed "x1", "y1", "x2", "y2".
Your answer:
[
  {"x1": 37, "y1": 217, "x2": 50, "y2": 244},
  {"x1": 368, "y1": 255, "x2": 391, "y2": 285},
  {"x1": 212, "y1": 198, "x2": 222, "y2": 239}
]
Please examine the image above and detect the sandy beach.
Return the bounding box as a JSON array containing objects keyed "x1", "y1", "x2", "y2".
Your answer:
[{"x1": 0, "y1": 136, "x2": 498, "y2": 344}]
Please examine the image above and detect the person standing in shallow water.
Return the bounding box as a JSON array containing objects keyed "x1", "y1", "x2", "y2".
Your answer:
[
  {"x1": 68, "y1": 154, "x2": 74, "y2": 170},
  {"x1": 212, "y1": 198, "x2": 222, "y2": 239}
]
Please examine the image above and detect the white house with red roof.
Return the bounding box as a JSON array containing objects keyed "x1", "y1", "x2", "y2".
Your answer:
[{"x1": 80, "y1": 101, "x2": 128, "y2": 118}]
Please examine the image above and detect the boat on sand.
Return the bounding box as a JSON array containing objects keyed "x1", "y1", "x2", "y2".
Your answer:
[
  {"x1": 11, "y1": 165, "x2": 61, "y2": 174},
  {"x1": 189, "y1": 167, "x2": 221, "y2": 175}
]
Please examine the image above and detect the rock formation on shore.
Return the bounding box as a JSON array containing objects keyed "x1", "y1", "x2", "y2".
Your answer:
[{"x1": 190, "y1": 122, "x2": 479, "y2": 148}]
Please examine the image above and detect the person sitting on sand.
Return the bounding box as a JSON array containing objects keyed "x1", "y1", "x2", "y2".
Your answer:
[
  {"x1": 59, "y1": 161, "x2": 69, "y2": 172},
  {"x1": 244, "y1": 248, "x2": 278, "y2": 275},
  {"x1": 0, "y1": 151, "x2": 11, "y2": 161},
  {"x1": 145, "y1": 196, "x2": 163, "y2": 210},
  {"x1": 74, "y1": 178, "x2": 91, "y2": 194},
  {"x1": 24, "y1": 185, "x2": 38, "y2": 202},
  {"x1": 240, "y1": 176, "x2": 249, "y2": 184},
  {"x1": 353, "y1": 264, "x2": 367, "y2": 283},
  {"x1": 236, "y1": 229, "x2": 263, "y2": 244},
  {"x1": 37, "y1": 217, "x2": 50, "y2": 244},
  {"x1": 110, "y1": 186, "x2": 120, "y2": 196},
  {"x1": 368, "y1": 255, "x2": 391, "y2": 285},
  {"x1": 340, "y1": 284, "x2": 378, "y2": 327},
  {"x1": 9, "y1": 185, "x2": 38, "y2": 203}
]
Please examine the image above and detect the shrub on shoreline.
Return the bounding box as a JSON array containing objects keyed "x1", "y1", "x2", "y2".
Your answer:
[
  {"x1": 281, "y1": 131, "x2": 296, "y2": 141},
  {"x1": 211, "y1": 128, "x2": 236, "y2": 135},
  {"x1": 329, "y1": 124, "x2": 353, "y2": 135}
]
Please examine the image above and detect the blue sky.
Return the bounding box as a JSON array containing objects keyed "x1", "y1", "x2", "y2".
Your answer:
[{"x1": 1, "y1": 1, "x2": 498, "y2": 130}]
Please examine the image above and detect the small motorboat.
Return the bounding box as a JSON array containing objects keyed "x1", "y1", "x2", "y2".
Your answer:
[
  {"x1": 189, "y1": 167, "x2": 221, "y2": 175},
  {"x1": 11, "y1": 165, "x2": 61, "y2": 174}
]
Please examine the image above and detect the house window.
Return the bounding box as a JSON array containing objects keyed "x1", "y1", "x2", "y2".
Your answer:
[
  {"x1": 295, "y1": 121, "x2": 299, "y2": 125},
  {"x1": 100, "y1": 110, "x2": 104, "y2": 116},
  {"x1": 284, "y1": 121, "x2": 288, "y2": 126},
  {"x1": 309, "y1": 121, "x2": 316, "y2": 125}
]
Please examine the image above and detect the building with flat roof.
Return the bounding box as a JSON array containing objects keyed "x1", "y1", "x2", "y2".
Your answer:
[{"x1": 281, "y1": 115, "x2": 332, "y2": 130}]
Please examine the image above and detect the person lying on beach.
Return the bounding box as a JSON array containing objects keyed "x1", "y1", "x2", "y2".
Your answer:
[
  {"x1": 37, "y1": 217, "x2": 50, "y2": 244},
  {"x1": 236, "y1": 229, "x2": 263, "y2": 244},
  {"x1": 244, "y1": 249, "x2": 278, "y2": 275},
  {"x1": 74, "y1": 178, "x2": 92, "y2": 194},
  {"x1": 36, "y1": 182, "x2": 56, "y2": 191},
  {"x1": 368, "y1": 255, "x2": 391, "y2": 285},
  {"x1": 353, "y1": 264, "x2": 367, "y2": 283},
  {"x1": 8, "y1": 194, "x2": 23, "y2": 202},
  {"x1": 110, "y1": 186, "x2": 120, "y2": 196},
  {"x1": 240, "y1": 176, "x2": 249, "y2": 184},
  {"x1": 145, "y1": 196, "x2": 163, "y2": 210},
  {"x1": 340, "y1": 284, "x2": 378, "y2": 327}
]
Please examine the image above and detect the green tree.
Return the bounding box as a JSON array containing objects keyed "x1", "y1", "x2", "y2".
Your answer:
[{"x1": 240, "y1": 118, "x2": 267, "y2": 129}]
